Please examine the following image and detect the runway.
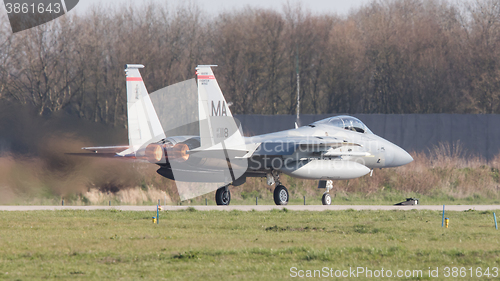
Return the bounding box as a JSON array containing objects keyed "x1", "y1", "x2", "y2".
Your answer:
[{"x1": 1, "y1": 205, "x2": 500, "y2": 211}]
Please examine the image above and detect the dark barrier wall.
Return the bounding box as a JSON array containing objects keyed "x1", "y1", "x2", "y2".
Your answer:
[{"x1": 234, "y1": 114, "x2": 500, "y2": 160}]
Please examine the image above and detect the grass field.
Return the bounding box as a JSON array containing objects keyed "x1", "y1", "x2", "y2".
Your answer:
[{"x1": 1, "y1": 209, "x2": 499, "y2": 280}]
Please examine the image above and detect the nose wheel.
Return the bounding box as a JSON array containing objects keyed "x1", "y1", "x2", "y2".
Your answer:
[
  {"x1": 321, "y1": 180, "x2": 333, "y2": 205},
  {"x1": 322, "y1": 193, "x2": 331, "y2": 205},
  {"x1": 274, "y1": 185, "x2": 289, "y2": 205},
  {"x1": 215, "y1": 186, "x2": 231, "y2": 205}
]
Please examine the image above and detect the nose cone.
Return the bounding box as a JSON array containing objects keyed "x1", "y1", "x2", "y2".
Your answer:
[{"x1": 390, "y1": 146, "x2": 413, "y2": 167}]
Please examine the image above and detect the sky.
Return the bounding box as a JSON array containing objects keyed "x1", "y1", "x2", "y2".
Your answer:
[{"x1": 72, "y1": 0, "x2": 373, "y2": 16}]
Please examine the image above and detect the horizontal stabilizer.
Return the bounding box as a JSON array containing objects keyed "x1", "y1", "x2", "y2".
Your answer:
[
  {"x1": 81, "y1": 146, "x2": 129, "y2": 154},
  {"x1": 65, "y1": 152, "x2": 126, "y2": 158}
]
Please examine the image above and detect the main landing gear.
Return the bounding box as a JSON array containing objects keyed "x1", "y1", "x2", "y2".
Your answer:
[
  {"x1": 215, "y1": 185, "x2": 231, "y2": 205},
  {"x1": 215, "y1": 175, "x2": 331, "y2": 206},
  {"x1": 321, "y1": 180, "x2": 333, "y2": 205},
  {"x1": 268, "y1": 171, "x2": 289, "y2": 205}
]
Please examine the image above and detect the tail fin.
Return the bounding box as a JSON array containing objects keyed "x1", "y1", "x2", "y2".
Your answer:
[
  {"x1": 124, "y1": 64, "x2": 165, "y2": 153},
  {"x1": 196, "y1": 65, "x2": 243, "y2": 148}
]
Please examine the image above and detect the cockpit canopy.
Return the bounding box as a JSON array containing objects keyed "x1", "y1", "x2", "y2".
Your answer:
[{"x1": 311, "y1": 115, "x2": 373, "y2": 134}]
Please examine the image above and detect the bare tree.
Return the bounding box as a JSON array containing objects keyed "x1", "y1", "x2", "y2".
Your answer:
[{"x1": 0, "y1": 0, "x2": 499, "y2": 125}]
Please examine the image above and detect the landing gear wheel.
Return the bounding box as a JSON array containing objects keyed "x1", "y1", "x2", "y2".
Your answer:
[
  {"x1": 215, "y1": 187, "x2": 231, "y2": 206},
  {"x1": 273, "y1": 185, "x2": 289, "y2": 205},
  {"x1": 322, "y1": 193, "x2": 331, "y2": 205}
]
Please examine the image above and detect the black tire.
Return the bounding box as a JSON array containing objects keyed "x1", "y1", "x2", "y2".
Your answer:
[
  {"x1": 322, "y1": 193, "x2": 331, "y2": 205},
  {"x1": 273, "y1": 185, "x2": 289, "y2": 205},
  {"x1": 215, "y1": 187, "x2": 231, "y2": 206}
]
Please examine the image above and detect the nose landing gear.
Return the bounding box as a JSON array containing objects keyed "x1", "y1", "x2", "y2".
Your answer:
[
  {"x1": 319, "y1": 180, "x2": 333, "y2": 205},
  {"x1": 322, "y1": 193, "x2": 332, "y2": 205},
  {"x1": 274, "y1": 185, "x2": 289, "y2": 205}
]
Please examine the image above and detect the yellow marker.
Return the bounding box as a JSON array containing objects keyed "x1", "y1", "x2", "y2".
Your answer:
[
  {"x1": 445, "y1": 218, "x2": 449, "y2": 228},
  {"x1": 152, "y1": 217, "x2": 157, "y2": 224}
]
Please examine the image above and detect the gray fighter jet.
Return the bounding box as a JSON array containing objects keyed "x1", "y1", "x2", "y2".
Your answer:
[{"x1": 81, "y1": 64, "x2": 413, "y2": 206}]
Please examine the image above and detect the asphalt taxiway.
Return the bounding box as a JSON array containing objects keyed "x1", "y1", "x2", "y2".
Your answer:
[{"x1": 1, "y1": 205, "x2": 499, "y2": 211}]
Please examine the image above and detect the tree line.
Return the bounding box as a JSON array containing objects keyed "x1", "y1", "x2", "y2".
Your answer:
[{"x1": 0, "y1": 0, "x2": 499, "y2": 128}]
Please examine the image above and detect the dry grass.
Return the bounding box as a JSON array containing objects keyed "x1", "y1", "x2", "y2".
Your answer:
[{"x1": 83, "y1": 187, "x2": 172, "y2": 205}]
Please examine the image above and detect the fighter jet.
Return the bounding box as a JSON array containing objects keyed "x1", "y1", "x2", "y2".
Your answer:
[{"x1": 80, "y1": 64, "x2": 413, "y2": 206}]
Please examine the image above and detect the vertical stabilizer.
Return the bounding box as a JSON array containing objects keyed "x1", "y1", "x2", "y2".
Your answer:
[
  {"x1": 196, "y1": 65, "x2": 242, "y2": 148},
  {"x1": 124, "y1": 64, "x2": 165, "y2": 153}
]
